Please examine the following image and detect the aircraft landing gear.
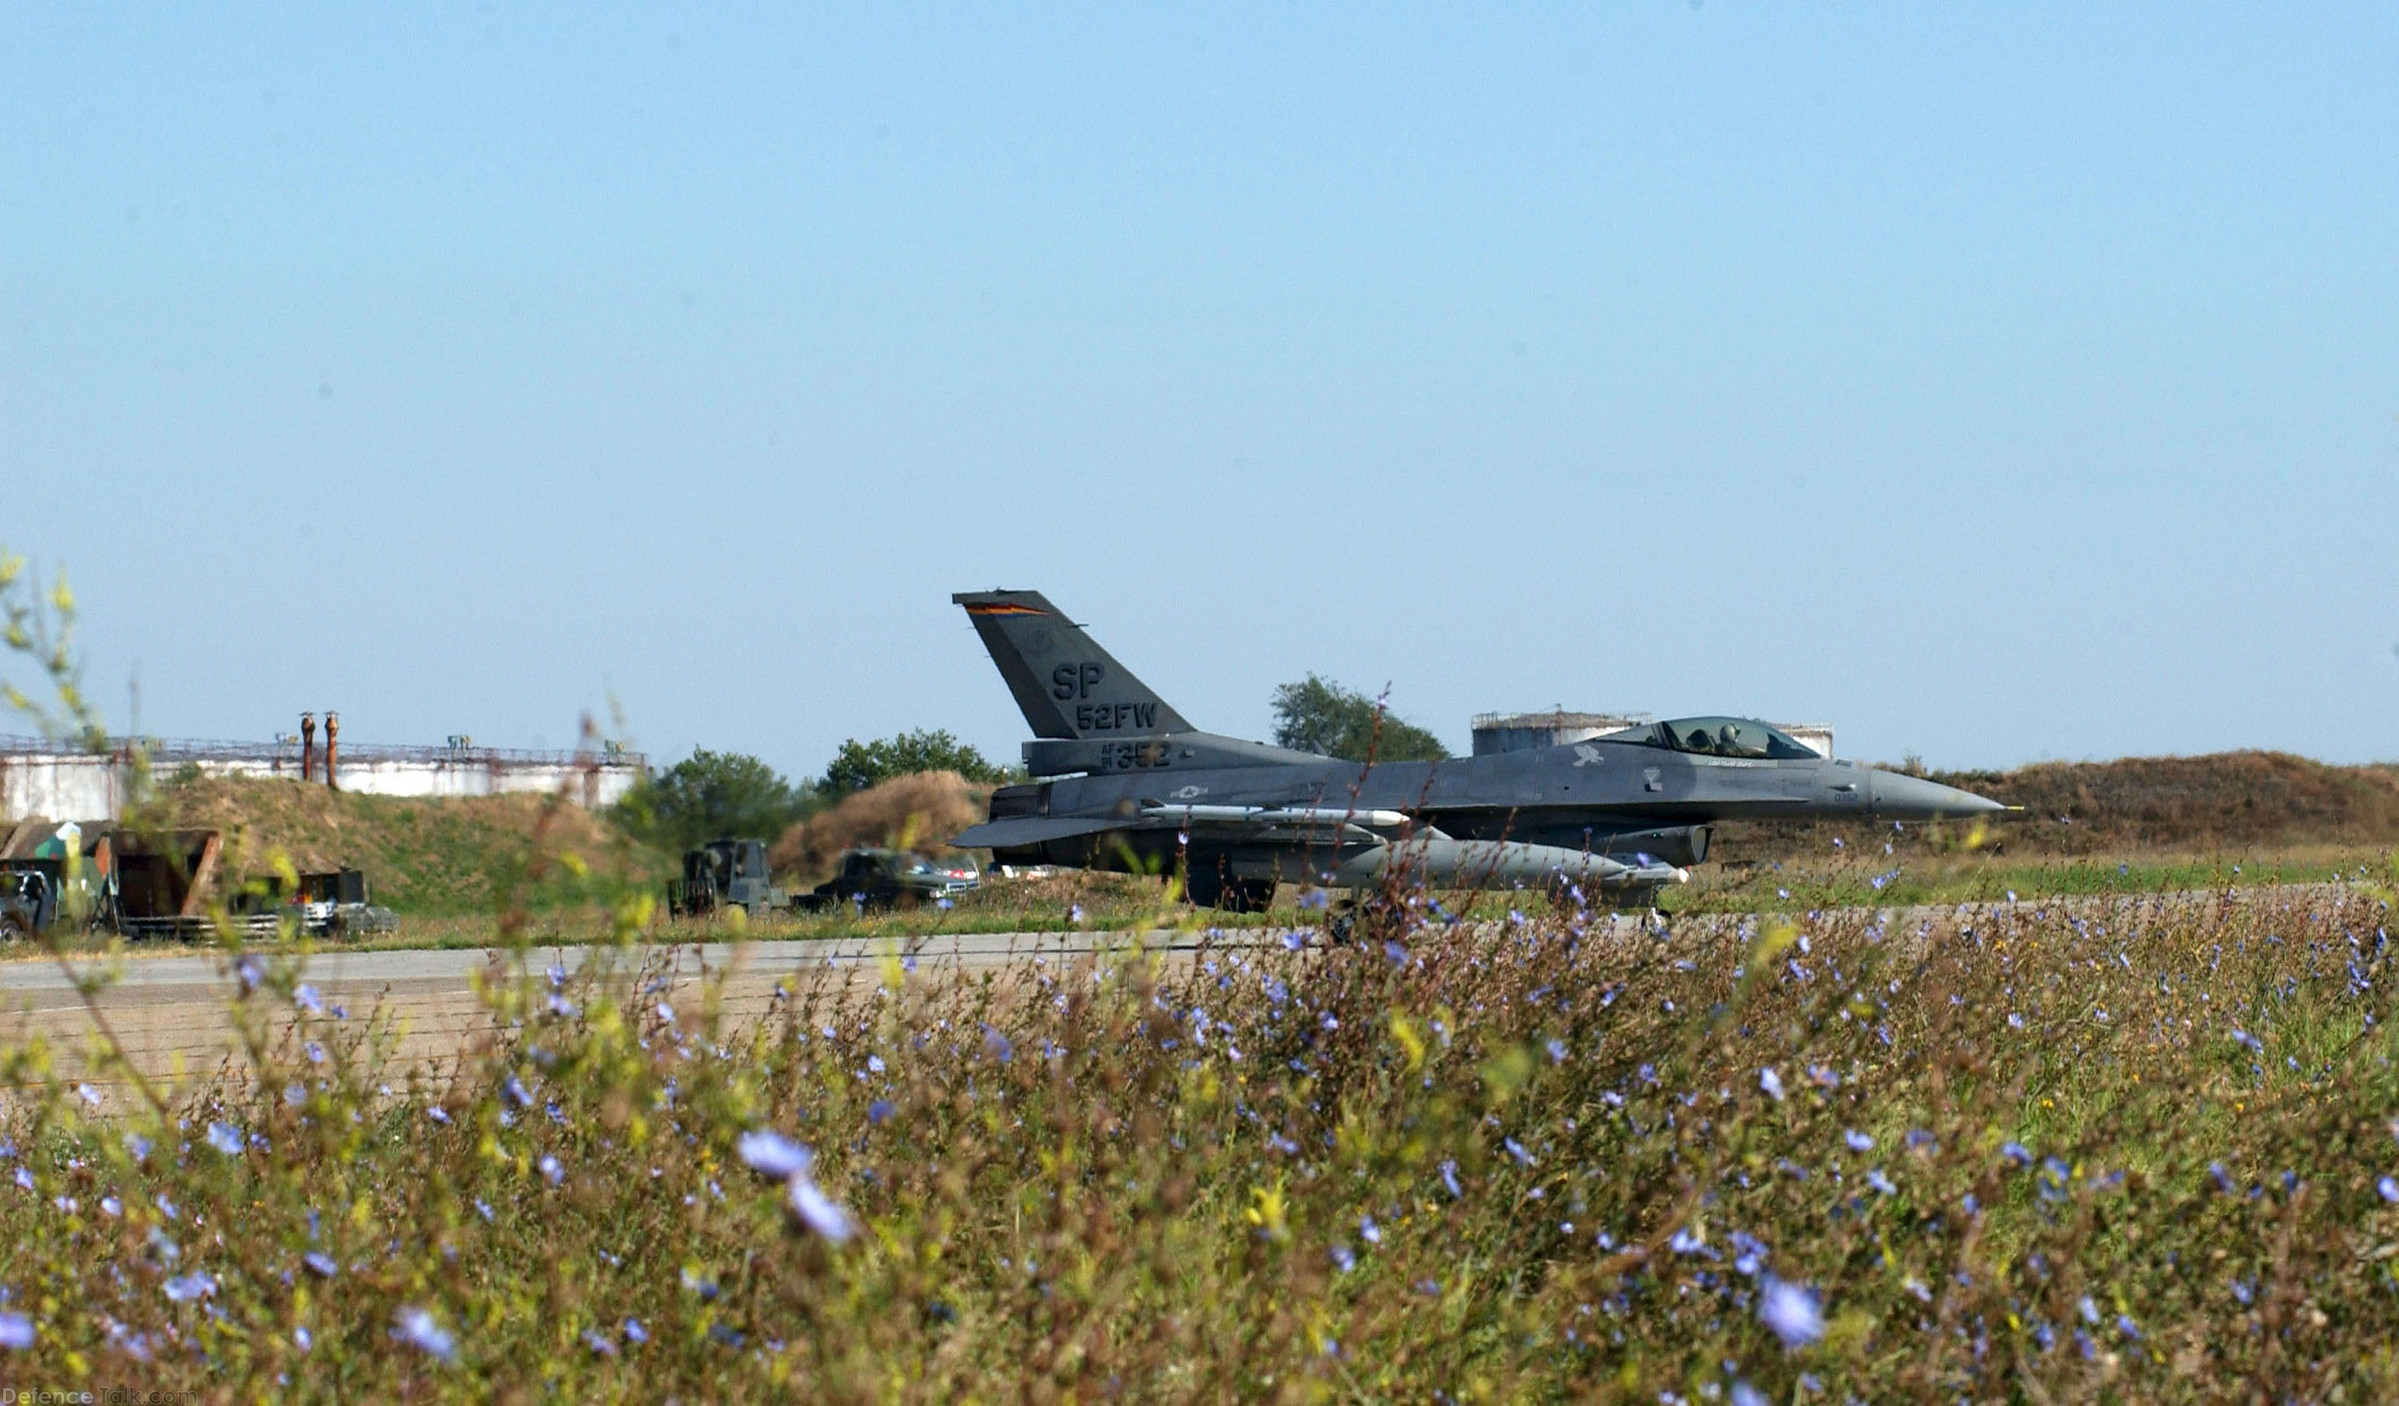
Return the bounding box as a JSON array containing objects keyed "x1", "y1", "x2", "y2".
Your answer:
[{"x1": 1184, "y1": 864, "x2": 1276, "y2": 914}]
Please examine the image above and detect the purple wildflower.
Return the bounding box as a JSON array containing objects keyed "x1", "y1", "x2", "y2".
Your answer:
[
  {"x1": 1759, "y1": 1276, "x2": 1825, "y2": 1348},
  {"x1": 736, "y1": 1130, "x2": 813, "y2": 1180},
  {"x1": 738, "y1": 1129, "x2": 856, "y2": 1242},
  {"x1": 790, "y1": 1177, "x2": 857, "y2": 1243},
  {"x1": 162, "y1": 1272, "x2": 215, "y2": 1303},
  {"x1": 394, "y1": 1306, "x2": 457, "y2": 1363}
]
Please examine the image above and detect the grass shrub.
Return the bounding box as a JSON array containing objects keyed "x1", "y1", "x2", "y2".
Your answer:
[{"x1": 2, "y1": 880, "x2": 2398, "y2": 1399}]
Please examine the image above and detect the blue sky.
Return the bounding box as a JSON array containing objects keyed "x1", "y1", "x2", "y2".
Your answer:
[{"x1": 5, "y1": 4, "x2": 2395, "y2": 779}]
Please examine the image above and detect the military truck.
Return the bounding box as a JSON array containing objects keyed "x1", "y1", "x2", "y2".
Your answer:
[
  {"x1": 798, "y1": 848, "x2": 980, "y2": 912},
  {"x1": 0, "y1": 820, "x2": 119, "y2": 937},
  {"x1": 302, "y1": 868, "x2": 401, "y2": 936},
  {"x1": 227, "y1": 867, "x2": 400, "y2": 938},
  {"x1": 669, "y1": 839, "x2": 790, "y2": 919}
]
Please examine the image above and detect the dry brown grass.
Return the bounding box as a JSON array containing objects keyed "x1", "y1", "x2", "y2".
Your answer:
[
  {"x1": 1713, "y1": 751, "x2": 2399, "y2": 862},
  {"x1": 768, "y1": 770, "x2": 991, "y2": 885},
  {"x1": 1934, "y1": 750, "x2": 2399, "y2": 853}
]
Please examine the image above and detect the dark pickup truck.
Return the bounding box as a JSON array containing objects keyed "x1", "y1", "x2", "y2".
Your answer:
[{"x1": 799, "y1": 848, "x2": 980, "y2": 911}]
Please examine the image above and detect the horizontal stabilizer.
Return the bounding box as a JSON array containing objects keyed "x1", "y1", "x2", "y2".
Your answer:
[{"x1": 951, "y1": 815, "x2": 1132, "y2": 850}]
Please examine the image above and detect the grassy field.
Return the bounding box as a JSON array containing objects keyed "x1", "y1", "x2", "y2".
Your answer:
[
  {"x1": 1670, "y1": 840, "x2": 2395, "y2": 915},
  {"x1": 3, "y1": 875, "x2": 2397, "y2": 1398}
]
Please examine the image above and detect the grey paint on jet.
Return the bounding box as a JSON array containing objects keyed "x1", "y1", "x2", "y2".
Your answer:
[{"x1": 952, "y1": 590, "x2": 2006, "y2": 911}]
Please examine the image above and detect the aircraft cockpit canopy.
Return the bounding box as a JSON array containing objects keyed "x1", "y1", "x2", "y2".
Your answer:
[{"x1": 1613, "y1": 717, "x2": 1821, "y2": 760}]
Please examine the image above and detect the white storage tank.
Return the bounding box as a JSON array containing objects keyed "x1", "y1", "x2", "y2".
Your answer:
[{"x1": 1470, "y1": 711, "x2": 1652, "y2": 756}]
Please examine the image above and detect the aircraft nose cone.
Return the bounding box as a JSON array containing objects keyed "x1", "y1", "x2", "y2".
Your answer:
[{"x1": 1868, "y1": 770, "x2": 2006, "y2": 820}]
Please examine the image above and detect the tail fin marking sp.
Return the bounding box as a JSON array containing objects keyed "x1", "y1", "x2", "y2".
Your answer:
[{"x1": 953, "y1": 590, "x2": 1192, "y2": 740}]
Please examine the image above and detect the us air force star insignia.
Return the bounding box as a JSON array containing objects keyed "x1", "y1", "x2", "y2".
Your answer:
[
  {"x1": 1572, "y1": 745, "x2": 1605, "y2": 767},
  {"x1": 1171, "y1": 784, "x2": 1207, "y2": 800}
]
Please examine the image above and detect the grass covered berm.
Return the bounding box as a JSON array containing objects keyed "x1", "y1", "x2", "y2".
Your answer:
[
  {"x1": 128, "y1": 775, "x2": 657, "y2": 915},
  {"x1": 4, "y1": 882, "x2": 2399, "y2": 1397},
  {"x1": 1713, "y1": 750, "x2": 2399, "y2": 862},
  {"x1": 1944, "y1": 750, "x2": 2399, "y2": 853}
]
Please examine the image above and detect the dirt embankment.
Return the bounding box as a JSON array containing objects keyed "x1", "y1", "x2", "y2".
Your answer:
[
  {"x1": 68, "y1": 772, "x2": 995, "y2": 913},
  {"x1": 1716, "y1": 751, "x2": 2399, "y2": 861},
  {"x1": 1937, "y1": 752, "x2": 2399, "y2": 853},
  {"x1": 122, "y1": 776, "x2": 632, "y2": 914},
  {"x1": 770, "y1": 771, "x2": 991, "y2": 886}
]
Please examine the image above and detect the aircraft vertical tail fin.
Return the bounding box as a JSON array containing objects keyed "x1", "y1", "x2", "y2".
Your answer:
[{"x1": 953, "y1": 590, "x2": 1192, "y2": 740}]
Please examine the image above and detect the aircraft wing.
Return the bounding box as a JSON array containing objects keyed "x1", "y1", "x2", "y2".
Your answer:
[
  {"x1": 951, "y1": 815, "x2": 1136, "y2": 849},
  {"x1": 956, "y1": 804, "x2": 1412, "y2": 851}
]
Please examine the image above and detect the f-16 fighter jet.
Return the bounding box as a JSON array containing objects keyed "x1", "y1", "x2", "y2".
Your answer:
[{"x1": 949, "y1": 590, "x2": 2005, "y2": 911}]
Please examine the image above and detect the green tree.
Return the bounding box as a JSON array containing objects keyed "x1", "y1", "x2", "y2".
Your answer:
[
  {"x1": 1270, "y1": 674, "x2": 1449, "y2": 763},
  {"x1": 616, "y1": 748, "x2": 809, "y2": 853},
  {"x1": 819, "y1": 728, "x2": 1008, "y2": 794}
]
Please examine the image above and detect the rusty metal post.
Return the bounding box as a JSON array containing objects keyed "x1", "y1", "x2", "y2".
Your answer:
[
  {"x1": 324, "y1": 712, "x2": 339, "y2": 792},
  {"x1": 300, "y1": 713, "x2": 316, "y2": 783}
]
